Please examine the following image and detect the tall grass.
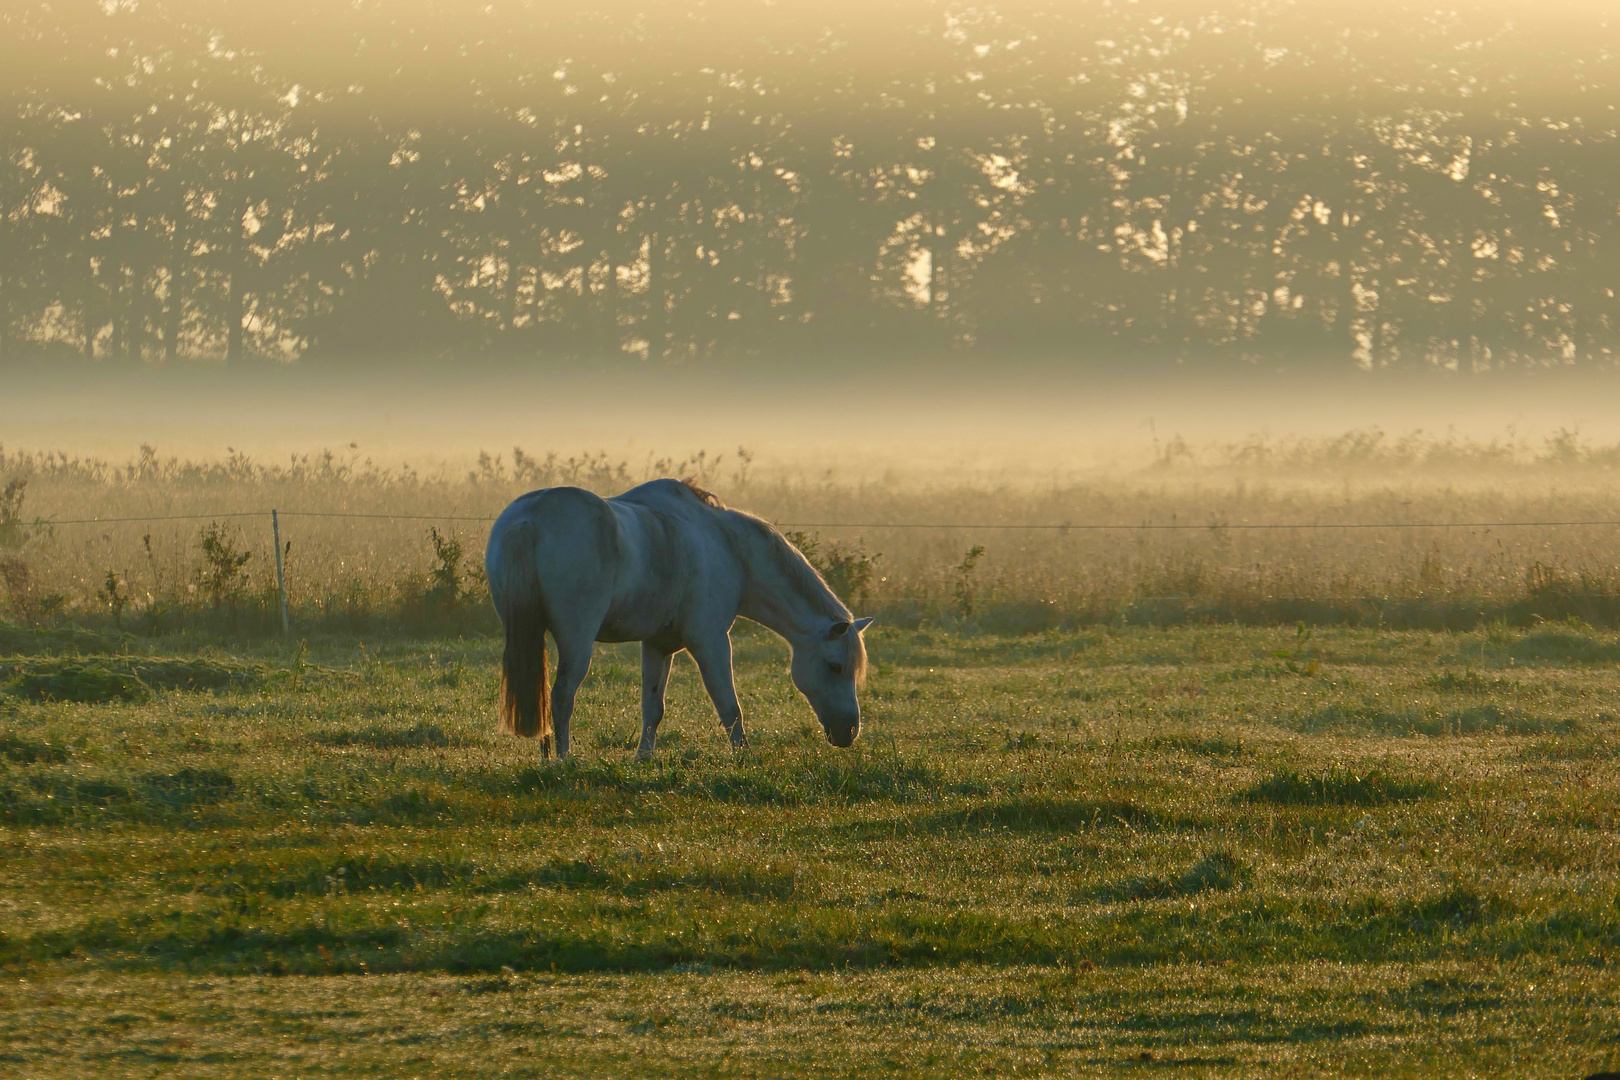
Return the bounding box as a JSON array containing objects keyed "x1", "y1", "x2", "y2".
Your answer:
[{"x1": 5, "y1": 431, "x2": 1620, "y2": 635}]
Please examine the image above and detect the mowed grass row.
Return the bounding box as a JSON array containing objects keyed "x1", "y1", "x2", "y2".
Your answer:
[
  {"x1": 3, "y1": 962, "x2": 1614, "y2": 1079},
  {"x1": 2, "y1": 620, "x2": 1620, "y2": 1076}
]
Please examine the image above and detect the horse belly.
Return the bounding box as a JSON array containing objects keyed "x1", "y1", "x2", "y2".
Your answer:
[
  {"x1": 597, "y1": 570, "x2": 683, "y2": 643},
  {"x1": 595, "y1": 609, "x2": 677, "y2": 644}
]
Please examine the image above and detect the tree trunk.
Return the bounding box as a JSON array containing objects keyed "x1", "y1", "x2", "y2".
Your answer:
[
  {"x1": 225, "y1": 242, "x2": 245, "y2": 365},
  {"x1": 226, "y1": 267, "x2": 243, "y2": 364},
  {"x1": 84, "y1": 253, "x2": 99, "y2": 358},
  {"x1": 164, "y1": 209, "x2": 184, "y2": 361},
  {"x1": 646, "y1": 230, "x2": 664, "y2": 360},
  {"x1": 599, "y1": 249, "x2": 617, "y2": 347},
  {"x1": 109, "y1": 263, "x2": 125, "y2": 360},
  {"x1": 928, "y1": 233, "x2": 947, "y2": 311},
  {"x1": 506, "y1": 252, "x2": 524, "y2": 334},
  {"x1": 0, "y1": 208, "x2": 9, "y2": 362}
]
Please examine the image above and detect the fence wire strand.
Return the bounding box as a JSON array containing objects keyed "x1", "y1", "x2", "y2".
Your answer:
[{"x1": 26, "y1": 511, "x2": 1620, "y2": 530}]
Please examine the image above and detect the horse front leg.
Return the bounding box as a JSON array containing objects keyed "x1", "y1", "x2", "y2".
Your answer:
[
  {"x1": 687, "y1": 633, "x2": 748, "y2": 750},
  {"x1": 638, "y1": 643, "x2": 674, "y2": 761}
]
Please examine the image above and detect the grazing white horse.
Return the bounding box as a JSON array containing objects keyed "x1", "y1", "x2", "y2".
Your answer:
[{"x1": 486, "y1": 479, "x2": 874, "y2": 759}]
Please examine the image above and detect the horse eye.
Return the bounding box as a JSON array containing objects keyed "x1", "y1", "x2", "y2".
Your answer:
[{"x1": 827, "y1": 662, "x2": 844, "y2": 675}]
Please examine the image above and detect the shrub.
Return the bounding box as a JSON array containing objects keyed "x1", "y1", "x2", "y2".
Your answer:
[{"x1": 197, "y1": 522, "x2": 253, "y2": 612}]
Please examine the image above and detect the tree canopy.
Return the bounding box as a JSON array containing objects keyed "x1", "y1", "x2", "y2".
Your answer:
[{"x1": 2, "y1": 1, "x2": 1615, "y2": 370}]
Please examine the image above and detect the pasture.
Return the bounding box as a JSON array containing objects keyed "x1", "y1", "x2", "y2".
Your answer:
[{"x1": 3, "y1": 619, "x2": 1619, "y2": 1077}]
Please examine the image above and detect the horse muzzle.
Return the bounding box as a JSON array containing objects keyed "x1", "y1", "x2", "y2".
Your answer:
[{"x1": 824, "y1": 721, "x2": 860, "y2": 748}]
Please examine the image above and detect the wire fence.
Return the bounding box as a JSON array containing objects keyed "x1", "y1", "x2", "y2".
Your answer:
[
  {"x1": 31, "y1": 510, "x2": 1620, "y2": 530},
  {"x1": 13, "y1": 505, "x2": 1620, "y2": 636}
]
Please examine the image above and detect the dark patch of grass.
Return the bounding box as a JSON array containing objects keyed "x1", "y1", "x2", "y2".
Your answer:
[
  {"x1": 0, "y1": 621, "x2": 128, "y2": 657},
  {"x1": 1147, "y1": 733, "x2": 1246, "y2": 757},
  {"x1": 171, "y1": 852, "x2": 802, "y2": 902},
  {"x1": 0, "y1": 776, "x2": 134, "y2": 823},
  {"x1": 704, "y1": 755, "x2": 938, "y2": 804},
  {"x1": 1243, "y1": 769, "x2": 1441, "y2": 806},
  {"x1": 0, "y1": 731, "x2": 69, "y2": 763},
  {"x1": 127, "y1": 658, "x2": 263, "y2": 692},
  {"x1": 1427, "y1": 669, "x2": 1519, "y2": 694},
  {"x1": 491, "y1": 858, "x2": 802, "y2": 900},
  {"x1": 1519, "y1": 734, "x2": 1620, "y2": 761},
  {"x1": 1294, "y1": 702, "x2": 1571, "y2": 737},
  {"x1": 1291, "y1": 703, "x2": 1421, "y2": 734},
  {"x1": 1507, "y1": 627, "x2": 1620, "y2": 665},
  {"x1": 927, "y1": 796, "x2": 1166, "y2": 833},
  {"x1": 1095, "y1": 850, "x2": 1254, "y2": 902},
  {"x1": 310, "y1": 722, "x2": 466, "y2": 750},
  {"x1": 0, "y1": 767, "x2": 234, "y2": 823},
  {"x1": 0, "y1": 880, "x2": 1535, "y2": 977},
  {"x1": 1346, "y1": 886, "x2": 1499, "y2": 934},
  {"x1": 487, "y1": 752, "x2": 940, "y2": 807},
  {"x1": 1442, "y1": 705, "x2": 1579, "y2": 737},
  {"x1": 1178, "y1": 849, "x2": 1252, "y2": 892},
  {"x1": 1, "y1": 656, "x2": 262, "y2": 704},
  {"x1": 139, "y1": 767, "x2": 235, "y2": 809},
  {"x1": 1384, "y1": 974, "x2": 1506, "y2": 1017},
  {"x1": 5, "y1": 662, "x2": 152, "y2": 704},
  {"x1": 366, "y1": 788, "x2": 459, "y2": 822}
]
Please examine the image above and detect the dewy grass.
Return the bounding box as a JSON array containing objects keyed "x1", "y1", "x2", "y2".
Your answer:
[{"x1": 2, "y1": 621, "x2": 1620, "y2": 1075}]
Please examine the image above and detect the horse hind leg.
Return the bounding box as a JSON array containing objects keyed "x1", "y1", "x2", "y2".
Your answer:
[
  {"x1": 638, "y1": 643, "x2": 675, "y2": 761},
  {"x1": 548, "y1": 633, "x2": 596, "y2": 760}
]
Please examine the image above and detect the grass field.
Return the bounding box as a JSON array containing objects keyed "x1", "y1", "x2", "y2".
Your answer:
[{"x1": 3, "y1": 618, "x2": 1620, "y2": 1076}]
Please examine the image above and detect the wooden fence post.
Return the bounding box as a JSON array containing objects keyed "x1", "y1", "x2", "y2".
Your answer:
[{"x1": 272, "y1": 509, "x2": 289, "y2": 635}]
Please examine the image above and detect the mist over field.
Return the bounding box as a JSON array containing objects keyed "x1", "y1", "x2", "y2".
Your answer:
[{"x1": 6, "y1": 363, "x2": 1620, "y2": 474}]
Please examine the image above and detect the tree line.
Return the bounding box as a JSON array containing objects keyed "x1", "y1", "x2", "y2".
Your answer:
[{"x1": 1, "y1": 1, "x2": 1614, "y2": 370}]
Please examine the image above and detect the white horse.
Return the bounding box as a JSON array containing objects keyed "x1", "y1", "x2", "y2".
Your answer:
[{"x1": 485, "y1": 479, "x2": 874, "y2": 759}]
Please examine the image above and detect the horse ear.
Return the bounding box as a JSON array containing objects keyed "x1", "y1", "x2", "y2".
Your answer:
[
  {"x1": 853, "y1": 617, "x2": 875, "y2": 634},
  {"x1": 828, "y1": 621, "x2": 851, "y2": 638}
]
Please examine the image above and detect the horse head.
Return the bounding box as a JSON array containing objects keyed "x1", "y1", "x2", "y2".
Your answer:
[{"x1": 791, "y1": 616, "x2": 875, "y2": 747}]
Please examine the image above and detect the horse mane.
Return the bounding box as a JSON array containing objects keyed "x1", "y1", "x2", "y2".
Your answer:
[
  {"x1": 714, "y1": 505, "x2": 869, "y2": 686},
  {"x1": 681, "y1": 478, "x2": 723, "y2": 507}
]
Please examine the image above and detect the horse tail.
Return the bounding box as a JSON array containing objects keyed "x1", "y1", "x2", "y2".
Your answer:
[{"x1": 495, "y1": 520, "x2": 553, "y2": 754}]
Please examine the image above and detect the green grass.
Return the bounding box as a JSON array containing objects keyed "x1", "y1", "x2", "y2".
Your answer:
[{"x1": 3, "y1": 620, "x2": 1620, "y2": 1076}]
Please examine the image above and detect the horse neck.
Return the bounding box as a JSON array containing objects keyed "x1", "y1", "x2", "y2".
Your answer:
[{"x1": 732, "y1": 520, "x2": 845, "y2": 641}]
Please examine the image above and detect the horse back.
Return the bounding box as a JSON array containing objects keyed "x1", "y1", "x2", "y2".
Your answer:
[
  {"x1": 487, "y1": 487, "x2": 619, "y2": 611},
  {"x1": 488, "y1": 480, "x2": 740, "y2": 643},
  {"x1": 605, "y1": 481, "x2": 745, "y2": 628}
]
